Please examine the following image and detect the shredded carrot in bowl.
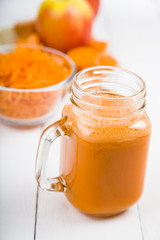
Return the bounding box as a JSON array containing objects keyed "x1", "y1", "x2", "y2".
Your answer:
[
  {"x1": 0, "y1": 46, "x2": 72, "y2": 89},
  {"x1": 0, "y1": 45, "x2": 75, "y2": 124}
]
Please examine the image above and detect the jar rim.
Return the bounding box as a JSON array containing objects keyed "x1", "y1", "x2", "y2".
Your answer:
[
  {"x1": 73, "y1": 66, "x2": 146, "y2": 101},
  {"x1": 71, "y1": 66, "x2": 146, "y2": 119}
]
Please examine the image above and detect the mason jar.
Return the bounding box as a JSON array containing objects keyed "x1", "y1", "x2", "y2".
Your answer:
[{"x1": 36, "y1": 66, "x2": 151, "y2": 216}]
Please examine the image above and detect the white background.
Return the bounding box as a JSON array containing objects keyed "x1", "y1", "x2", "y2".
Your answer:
[{"x1": 0, "y1": 0, "x2": 160, "y2": 239}]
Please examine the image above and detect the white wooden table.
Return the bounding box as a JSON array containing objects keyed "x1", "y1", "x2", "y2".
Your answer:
[{"x1": 0, "y1": 0, "x2": 160, "y2": 239}]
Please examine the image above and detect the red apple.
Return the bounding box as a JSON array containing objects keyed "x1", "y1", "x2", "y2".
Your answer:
[
  {"x1": 36, "y1": 0, "x2": 94, "y2": 52},
  {"x1": 86, "y1": 0, "x2": 100, "y2": 17}
]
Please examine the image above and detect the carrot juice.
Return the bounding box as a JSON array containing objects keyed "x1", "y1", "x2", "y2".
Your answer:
[
  {"x1": 36, "y1": 67, "x2": 151, "y2": 216},
  {"x1": 60, "y1": 100, "x2": 151, "y2": 216}
]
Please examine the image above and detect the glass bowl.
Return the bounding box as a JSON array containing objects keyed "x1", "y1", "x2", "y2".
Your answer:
[{"x1": 0, "y1": 44, "x2": 76, "y2": 126}]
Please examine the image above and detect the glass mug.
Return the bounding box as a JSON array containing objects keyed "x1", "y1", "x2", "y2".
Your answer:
[{"x1": 36, "y1": 66, "x2": 151, "y2": 216}]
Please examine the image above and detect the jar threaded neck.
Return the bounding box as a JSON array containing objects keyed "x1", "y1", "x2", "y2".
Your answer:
[{"x1": 71, "y1": 66, "x2": 146, "y2": 119}]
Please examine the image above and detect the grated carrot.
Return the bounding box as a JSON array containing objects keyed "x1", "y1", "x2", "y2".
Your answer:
[
  {"x1": 0, "y1": 46, "x2": 71, "y2": 89},
  {"x1": 0, "y1": 46, "x2": 72, "y2": 121}
]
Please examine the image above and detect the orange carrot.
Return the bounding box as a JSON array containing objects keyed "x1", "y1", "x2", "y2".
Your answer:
[
  {"x1": 67, "y1": 45, "x2": 118, "y2": 71},
  {"x1": 87, "y1": 38, "x2": 108, "y2": 52},
  {"x1": 95, "y1": 52, "x2": 118, "y2": 67},
  {"x1": 67, "y1": 46, "x2": 98, "y2": 71}
]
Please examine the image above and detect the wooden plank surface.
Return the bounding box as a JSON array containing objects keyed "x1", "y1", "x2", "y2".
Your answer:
[
  {"x1": 0, "y1": 124, "x2": 41, "y2": 240},
  {"x1": 36, "y1": 194, "x2": 142, "y2": 240},
  {"x1": 0, "y1": 0, "x2": 160, "y2": 239}
]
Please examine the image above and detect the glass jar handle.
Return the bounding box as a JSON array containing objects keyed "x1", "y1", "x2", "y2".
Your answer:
[{"x1": 35, "y1": 117, "x2": 69, "y2": 192}]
